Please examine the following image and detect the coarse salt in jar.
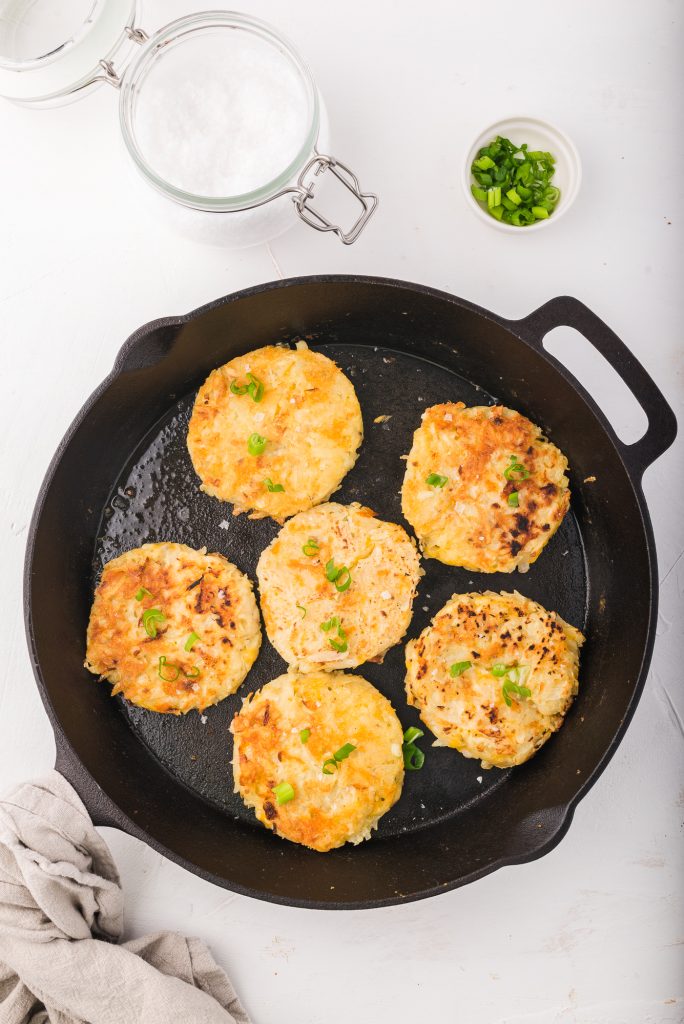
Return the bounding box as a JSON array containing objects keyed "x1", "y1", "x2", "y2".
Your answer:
[{"x1": 0, "y1": 2, "x2": 378, "y2": 247}]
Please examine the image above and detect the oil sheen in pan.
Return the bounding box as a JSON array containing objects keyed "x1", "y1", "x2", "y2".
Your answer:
[{"x1": 94, "y1": 344, "x2": 588, "y2": 840}]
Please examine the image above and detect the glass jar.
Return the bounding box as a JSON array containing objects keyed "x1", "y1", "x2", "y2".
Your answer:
[{"x1": 0, "y1": 2, "x2": 377, "y2": 246}]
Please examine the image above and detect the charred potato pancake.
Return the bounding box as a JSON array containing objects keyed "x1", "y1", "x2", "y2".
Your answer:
[
  {"x1": 401, "y1": 403, "x2": 570, "y2": 572},
  {"x1": 85, "y1": 542, "x2": 261, "y2": 714},
  {"x1": 256, "y1": 502, "x2": 423, "y2": 672},
  {"x1": 405, "y1": 590, "x2": 584, "y2": 768},
  {"x1": 187, "y1": 344, "x2": 363, "y2": 521},
  {"x1": 231, "y1": 671, "x2": 404, "y2": 852}
]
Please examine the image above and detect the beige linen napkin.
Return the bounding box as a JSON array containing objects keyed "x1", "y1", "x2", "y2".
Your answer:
[{"x1": 0, "y1": 772, "x2": 251, "y2": 1024}]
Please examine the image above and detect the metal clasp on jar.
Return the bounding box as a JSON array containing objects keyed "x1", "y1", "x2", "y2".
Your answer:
[
  {"x1": 96, "y1": 26, "x2": 149, "y2": 89},
  {"x1": 292, "y1": 154, "x2": 378, "y2": 245}
]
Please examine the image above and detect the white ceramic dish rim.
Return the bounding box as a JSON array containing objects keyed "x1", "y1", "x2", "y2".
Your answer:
[{"x1": 462, "y1": 115, "x2": 582, "y2": 233}]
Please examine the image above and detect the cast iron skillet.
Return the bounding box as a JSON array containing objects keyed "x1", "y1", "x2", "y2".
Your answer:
[{"x1": 24, "y1": 276, "x2": 676, "y2": 909}]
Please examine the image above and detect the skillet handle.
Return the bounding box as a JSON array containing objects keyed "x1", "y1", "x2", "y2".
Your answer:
[
  {"x1": 512, "y1": 295, "x2": 678, "y2": 478},
  {"x1": 55, "y1": 736, "x2": 134, "y2": 833}
]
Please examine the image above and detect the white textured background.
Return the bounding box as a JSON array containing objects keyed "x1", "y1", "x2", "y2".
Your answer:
[{"x1": 1, "y1": 1, "x2": 682, "y2": 1022}]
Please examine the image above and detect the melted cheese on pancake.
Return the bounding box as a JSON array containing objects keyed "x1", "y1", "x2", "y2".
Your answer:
[
  {"x1": 405, "y1": 590, "x2": 584, "y2": 768},
  {"x1": 85, "y1": 542, "x2": 261, "y2": 714},
  {"x1": 231, "y1": 671, "x2": 404, "y2": 852},
  {"x1": 187, "y1": 344, "x2": 363, "y2": 521},
  {"x1": 257, "y1": 502, "x2": 423, "y2": 672},
  {"x1": 401, "y1": 403, "x2": 570, "y2": 572}
]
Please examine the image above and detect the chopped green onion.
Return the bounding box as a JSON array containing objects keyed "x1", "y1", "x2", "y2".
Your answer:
[
  {"x1": 322, "y1": 742, "x2": 356, "y2": 774},
  {"x1": 426, "y1": 473, "x2": 448, "y2": 488},
  {"x1": 321, "y1": 616, "x2": 347, "y2": 652},
  {"x1": 296, "y1": 603, "x2": 307, "y2": 619},
  {"x1": 300, "y1": 728, "x2": 310, "y2": 744},
  {"x1": 487, "y1": 186, "x2": 502, "y2": 209},
  {"x1": 142, "y1": 608, "x2": 165, "y2": 638},
  {"x1": 157, "y1": 655, "x2": 179, "y2": 682},
  {"x1": 184, "y1": 631, "x2": 200, "y2": 652},
  {"x1": 264, "y1": 478, "x2": 284, "y2": 492},
  {"x1": 502, "y1": 679, "x2": 531, "y2": 707},
  {"x1": 231, "y1": 373, "x2": 264, "y2": 402},
  {"x1": 273, "y1": 781, "x2": 295, "y2": 805},
  {"x1": 333, "y1": 743, "x2": 356, "y2": 761},
  {"x1": 489, "y1": 663, "x2": 532, "y2": 705},
  {"x1": 247, "y1": 432, "x2": 267, "y2": 455},
  {"x1": 302, "y1": 538, "x2": 319, "y2": 557},
  {"x1": 404, "y1": 745, "x2": 425, "y2": 771},
  {"x1": 325, "y1": 559, "x2": 351, "y2": 591},
  {"x1": 471, "y1": 135, "x2": 560, "y2": 225},
  {"x1": 135, "y1": 587, "x2": 152, "y2": 601},
  {"x1": 516, "y1": 163, "x2": 532, "y2": 185},
  {"x1": 402, "y1": 727, "x2": 425, "y2": 771},
  {"x1": 508, "y1": 491, "x2": 519, "y2": 507},
  {"x1": 511, "y1": 207, "x2": 536, "y2": 227},
  {"x1": 504, "y1": 455, "x2": 530, "y2": 481},
  {"x1": 246, "y1": 373, "x2": 264, "y2": 402},
  {"x1": 157, "y1": 655, "x2": 200, "y2": 682},
  {"x1": 450, "y1": 661, "x2": 472, "y2": 677},
  {"x1": 333, "y1": 567, "x2": 351, "y2": 592}
]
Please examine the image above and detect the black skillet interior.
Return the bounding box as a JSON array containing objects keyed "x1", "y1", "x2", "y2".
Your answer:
[
  {"x1": 26, "y1": 277, "x2": 675, "y2": 908},
  {"x1": 96, "y1": 343, "x2": 586, "y2": 835}
]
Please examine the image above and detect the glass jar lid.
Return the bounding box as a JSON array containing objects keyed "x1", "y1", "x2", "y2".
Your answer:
[{"x1": 0, "y1": 0, "x2": 136, "y2": 103}]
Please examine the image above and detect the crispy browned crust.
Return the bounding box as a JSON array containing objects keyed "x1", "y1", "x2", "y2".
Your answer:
[
  {"x1": 231, "y1": 672, "x2": 404, "y2": 852},
  {"x1": 187, "y1": 345, "x2": 363, "y2": 521},
  {"x1": 256, "y1": 502, "x2": 423, "y2": 671},
  {"x1": 405, "y1": 590, "x2": 584, "y2": 768},
  {"x1": 85, "y1": 543, "x2": 261, "y2": 714},
  {"x1": 401, "y1": 403, "x2": 570, "y2": 572}
]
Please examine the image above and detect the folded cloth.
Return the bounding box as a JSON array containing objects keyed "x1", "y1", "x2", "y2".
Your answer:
[{"x1": 0, "y1": 772, "x2": 251, "y2": 1024}]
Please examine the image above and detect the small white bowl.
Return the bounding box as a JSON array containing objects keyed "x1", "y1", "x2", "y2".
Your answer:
[{"x1": 462, "y1": 116, "x2": 581, "y2": 232}]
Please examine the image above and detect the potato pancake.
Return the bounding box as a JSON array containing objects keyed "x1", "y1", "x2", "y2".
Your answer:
[
  {"x1": 401, "y1": 403, "x2": 570, "y2": 572},
  {"x1": 187, "y1": 344, "x2": 363, "y2": 521},
  {"x1": 405, "y1": 590, "x2": 584, "y2": 768},
  {"x1": 85, "y1": 542, "x2": 261, "y2": 714},
  {"x1": 256, "y1": 502, "x2": 423, "y2": 672},
  {"x1": 231, "y1": 671, "x2": 404, "y2": 852}
]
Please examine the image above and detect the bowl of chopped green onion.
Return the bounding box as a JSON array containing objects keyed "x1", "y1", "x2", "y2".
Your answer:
[{"x1": 463, "y1": 116, "x2": 581, "y2": 231}]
